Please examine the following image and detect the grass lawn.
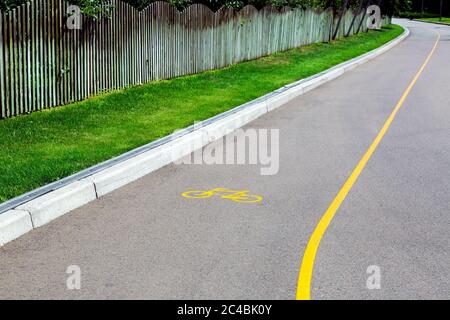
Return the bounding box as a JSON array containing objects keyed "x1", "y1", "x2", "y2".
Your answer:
[
  {"x1": 0, "y1": 24, "x2": 403, "y2": 203},
  {"x1": 417, "y1": 17, "x2": 450, "y2": 24}
]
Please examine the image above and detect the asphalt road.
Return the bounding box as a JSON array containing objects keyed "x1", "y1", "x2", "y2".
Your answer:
[{"x1": 1, "y1": 19, "x2": 449, "y2": 300}]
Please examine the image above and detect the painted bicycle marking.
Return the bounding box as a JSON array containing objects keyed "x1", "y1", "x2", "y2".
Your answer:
[{"x1": 182, "y1": 188, "x2": 263, "y2": 203}]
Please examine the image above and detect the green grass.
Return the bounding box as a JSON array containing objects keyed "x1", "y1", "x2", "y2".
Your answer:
[
  {"x1": 417, "y1": 17, "x2": 450, "y2": 24},
  {"x1": 0, "y1": 25, "x2": 403, "y2": 203}
]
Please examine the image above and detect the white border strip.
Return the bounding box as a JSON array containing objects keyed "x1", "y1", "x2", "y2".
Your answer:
[{"x1": 0, "y1": 26, "x2": 409, "y2": 246}]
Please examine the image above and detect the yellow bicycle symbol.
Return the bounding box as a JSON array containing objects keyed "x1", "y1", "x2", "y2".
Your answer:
[{"x1": 182, "y1": 188, "x2": 263, "y2": 203}]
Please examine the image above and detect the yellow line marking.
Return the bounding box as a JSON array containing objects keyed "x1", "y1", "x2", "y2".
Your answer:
[
  {"x1": 296, "y1": 31, "x2": 441, "y2": 300},
  {"x1": 182, "y1": 188, "x2": 263, "y2": 203}
]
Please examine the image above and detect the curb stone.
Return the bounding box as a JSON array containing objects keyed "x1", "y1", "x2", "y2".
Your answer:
[{"x1": 0, "y1": 210, "x2": 34, "y2": 246}]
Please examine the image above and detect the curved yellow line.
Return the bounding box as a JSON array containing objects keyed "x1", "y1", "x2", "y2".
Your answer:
[{"x1": 296, "y1": 30, "x2": 441, "y2": 300}]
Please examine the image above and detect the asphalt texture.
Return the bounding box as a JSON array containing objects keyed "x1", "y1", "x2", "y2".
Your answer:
[{"x1": 0, "y1": 19, "x2": 449, "y2": 299}]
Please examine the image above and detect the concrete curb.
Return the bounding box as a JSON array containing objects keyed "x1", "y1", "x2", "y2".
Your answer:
[
  {"x1": 17, "y1": 181, "x2": 97, "y2": 228},
  {"x1": 0, "y1": 210, "x2": 34, "y2": 246},
  {"x1": 0, "y1": 26, "x2": 409, "y2": 246}
]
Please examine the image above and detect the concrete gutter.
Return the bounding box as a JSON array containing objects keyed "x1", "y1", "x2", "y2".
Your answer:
[{"x1": 0, "y1": 26, "x2": 410, "y2": 246}]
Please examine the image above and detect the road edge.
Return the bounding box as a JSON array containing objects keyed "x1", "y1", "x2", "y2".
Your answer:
[
  {"x1": 0, "y1": 25, "x2": 409, "y2": 246},
  {"x1": 415, "y1": 19, "x2": 450, "y2": 27}
]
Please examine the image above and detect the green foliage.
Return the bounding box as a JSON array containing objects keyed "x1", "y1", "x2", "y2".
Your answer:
[
  {"x1": 0, "y1": 0, "x2": 365, "y2": 13},
  {"x1": 73, "y1": 0, "x2": 113, "y2": 19},
  {"x1": 0, "y1": 0, "x2": 404, "y2": 14},
  {"x1": 397, "y1": 11, "x2": 439, "y2": 19},
  {"x1": 418, "y1": 16, "x2": 450, "y2": 23},
  {"x1": 2, "y1": 1, "x2": 421, "y2": 22},
  {"x1": 396, "y1": 0, "x2": 450, "y2": 17},
  {"x1": 0, "y1": 0, "x2": 113, "y2": 18},
  {"x1": 0, "y1": 0, "x2": 25, "y2": 11},
  {"x1": 126, "y1": 0, "x2": 330, "y2": 11},
  {"x1": 393, "y1": 0, "x2": 412, "y2": 14}
]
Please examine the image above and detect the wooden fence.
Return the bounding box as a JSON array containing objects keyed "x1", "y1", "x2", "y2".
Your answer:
[{"x1": 0, "y1": 1, "x2": 390, "y2": 118}]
